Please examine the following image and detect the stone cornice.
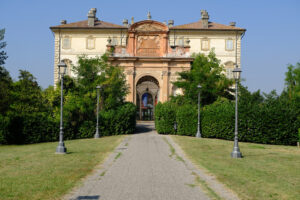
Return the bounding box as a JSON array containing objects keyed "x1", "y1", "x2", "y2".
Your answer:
[{"x1": 108, "y1": 56, "x2": 194, "y2": 62}]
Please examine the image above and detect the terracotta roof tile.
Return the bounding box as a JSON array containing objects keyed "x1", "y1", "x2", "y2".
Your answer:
[
  {"x1": 171, "y1": 20, "x2": 246, "y2": 31},
  {"x1": 50, "y1": 20, "x2": 126, "y2": 29}
]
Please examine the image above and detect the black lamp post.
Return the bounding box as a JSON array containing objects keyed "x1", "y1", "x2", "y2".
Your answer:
[
  {"x1": 56, "y1": 61, "x2": 67, "y2": 154},
  {"x1": 231, "y1": 67, "x2": 242, "y2": 158},
  {"x1": 196, "y1": 84, "x2": 202, "y2": 138},
  {"x1": 94, "y1": 85, "x2": 101, "y2": 138}
]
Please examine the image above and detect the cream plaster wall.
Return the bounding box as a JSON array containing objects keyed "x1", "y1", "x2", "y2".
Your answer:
[
  {"x1": 53, "y1": 28, "x2": 243, "y2": 86},
  {"x1": 169, "y1": 30, "x2": 242, "y2": 67}
]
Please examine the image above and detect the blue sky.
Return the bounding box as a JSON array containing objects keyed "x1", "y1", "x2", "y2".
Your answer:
[{"x1": 1, "y1": 0, "x2": 300, "y2": 93}]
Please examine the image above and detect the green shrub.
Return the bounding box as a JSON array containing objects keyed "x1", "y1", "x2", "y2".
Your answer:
[
  {"x1": 2, "y1": 112, "x2": 58, "y2": 144},
  {"x1": 79, "y1": 121, "x2": 95, "y2": 138},
  {"x1": 201, "y1": 98, "x2": 234, "y2": 139},
  {"x1": 0, "y1": 114, "x2": 9, "y2": 144},
  {"x1": 176, "y1": 104, "x2": 197, "y2": 136},
  {"x1": 154, "y1": 102, "x2": 176, "y2": 134},
  {"x1": 298, "y1": 128, "x2": 300, "y2": 143},
  {"x1": 99, "y1": 102, "x2": 136, "y2": 136}
]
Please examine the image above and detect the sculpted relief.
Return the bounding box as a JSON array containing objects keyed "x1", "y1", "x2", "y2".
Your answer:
[
  {"x1": 135, "y1": 24, "x2": 164, "y2": 32},
  {"x1": 137, "y1": 35, "x2": 160, "y2": 56}
]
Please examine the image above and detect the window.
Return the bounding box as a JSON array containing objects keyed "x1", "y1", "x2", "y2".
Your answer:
[
  {"x1": 111, "y1": 36, "x2": 118, "y2": 45},
  {"x1": 86, "y1": 36, "x2": 95, "y2": 49},
  {"x1": 62, "y1": 37, "x2": 71, "y2": 49},
  {"x1": 178, "y1": 37, "x2": 184, "y2": 47},
  {"x1": 226, "y1": 39, "x2": 234, "y2": 51},
  {"x1": 201, "y1": 38, "x2": 210, "y2": 51}
]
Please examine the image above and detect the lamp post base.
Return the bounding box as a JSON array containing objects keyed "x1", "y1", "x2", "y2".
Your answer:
[
  {"x1": 56, "y1": 142, "x2": 67, "y2": 154},
  {"x1": 94, "y1": 129, "x2": 100, "y2": 138},
  {"x1": 231, "y1": 150, "x2": 242, "y2": 158},
  {"x1": 196, "y1": 131, "x2": 201, "y2": 138}
]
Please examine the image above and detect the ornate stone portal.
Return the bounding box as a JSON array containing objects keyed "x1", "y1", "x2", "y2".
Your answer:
[{"x1": 108, "y1": 20, "x2": 192, "y2": 120}]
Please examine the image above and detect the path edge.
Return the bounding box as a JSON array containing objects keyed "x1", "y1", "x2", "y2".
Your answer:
[
  {"x1": 62, "y1": 135, "x2": 130, "y2": 200},
  {"x1": 165, "y1": 135, "x2": 240, "y2": 200}
]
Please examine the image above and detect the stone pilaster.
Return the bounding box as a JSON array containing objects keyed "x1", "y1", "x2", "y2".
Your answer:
[
  {"x1": 125, "y1": 69, "x2": 136, "y2": 103},
  {"x1": 54, "y1": 32, "x2": 60, "y2": 88},
  {"x1": 161, "y1": 70, "x2": 169, "y2": 102}
]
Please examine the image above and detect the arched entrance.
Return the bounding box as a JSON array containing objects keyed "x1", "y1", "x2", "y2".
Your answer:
[{"x1": 136, "y1": 76, "x2": 159, "y2": 120}]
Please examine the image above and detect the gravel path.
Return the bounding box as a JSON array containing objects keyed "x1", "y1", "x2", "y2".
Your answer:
[{"x1": 64, "y1": 122, "x2": 210, "y2": 200}]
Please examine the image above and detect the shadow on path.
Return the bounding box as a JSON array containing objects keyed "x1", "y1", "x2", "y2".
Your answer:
[
  {"x1": 75, "y1": 195, "x2": 100, "y2": 200},
  {"x1": 135, "y1": 121, "x2": 155, "y2": 134}
]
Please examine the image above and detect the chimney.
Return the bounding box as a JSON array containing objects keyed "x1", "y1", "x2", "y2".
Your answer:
[
  {"x1": 229, "y1": 22, "x2": 236, "y2": 27},
  {"x1": 87, "y1": 8, "x2": 97, "y2": 27},
  {"x1": 168, "y1": 20, "x2": 174, "y2": 27},
  {"x1": 123, "y1": 19, "x2": 128, "y2": 26},
  {"x1": 201, "y1": 10, "x2": 209, "y2": 28},
  {"x1": 60, "y1": 20, "x2": 67, "y2": 25}
]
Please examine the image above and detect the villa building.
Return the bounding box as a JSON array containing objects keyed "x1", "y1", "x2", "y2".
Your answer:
[{"x1": 50, "y1": 8, "x2": 246, "y2": 120}]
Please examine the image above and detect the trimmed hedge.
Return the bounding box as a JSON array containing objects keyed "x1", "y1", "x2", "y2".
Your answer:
[
  {"x1": 0, "y1": 102, "x2": 136, "y2": 144},
  {"x1": 201, "y1": 99, "x2": 235, "y2": 139},
  {"x1": 100, "y1": 102, "x2": 136, "y2": 136},
  {"x1": 154, "y1": 102, "x2": 176, "y2": 134},
  {"x1": 0, "y1": 112, "x2": 58, "y2": 144},
  {"x1": 176, "y1": 104, "x2": 197, "y2": 136},
  {"x1": 154, "y1": 97, "x2": 300, "y2": 146}
]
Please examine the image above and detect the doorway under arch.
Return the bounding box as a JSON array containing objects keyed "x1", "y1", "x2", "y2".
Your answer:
[{"x1": 136, "y1": 76, "x2": 159, "y2": 120}]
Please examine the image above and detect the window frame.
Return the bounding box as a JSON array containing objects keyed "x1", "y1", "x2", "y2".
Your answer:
[
  {"x1": 201, "y1": 38, "x2": 210, "y2": 51},
  {"x1": 62, "y1": 36, "x2": 71, "y2": 49},
  {"x1": 86, "y1": 36, "x2": 95, "y2": 50},
  {"x1": 225, "y1": 39, "x2": 234, "y2": 51}
]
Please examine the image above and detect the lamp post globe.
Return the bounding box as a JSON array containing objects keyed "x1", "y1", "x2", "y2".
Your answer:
[
  {"x1": 94, "y1": 85, "x2": 101, "y2": 138},
  {"x1": 231, "y1": 66, "x2": 242, "y2": 158},
  {"x1": 196, "y1": 84, "x2": 202, "y2": 138},
  {"x1": 56, "y1": 61, "x2": 67, "y2": 154}
]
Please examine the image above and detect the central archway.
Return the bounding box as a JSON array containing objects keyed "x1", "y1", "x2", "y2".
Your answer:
[{"x1": 136, "y1": 76, "x2": 159, "y2": 120}]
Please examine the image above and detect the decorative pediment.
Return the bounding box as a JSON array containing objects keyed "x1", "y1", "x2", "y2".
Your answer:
[
  {"x1": 136, "y1": 24, "x2": 164, "y2": 32},
  {"x1": 130, "y1": 20, "x2": 168, "y2": 32}
]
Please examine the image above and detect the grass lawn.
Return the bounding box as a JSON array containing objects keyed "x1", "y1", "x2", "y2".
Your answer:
[
  {"x1": 0, "y1": 135, "x2": 125, "y2": 200},
  {"x1": 171, "y1": 135, "x2": 300, "y2": 200}
]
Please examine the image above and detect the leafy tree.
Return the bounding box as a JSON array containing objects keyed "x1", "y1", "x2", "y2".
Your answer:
[
  {"x1": 60, "y1": 54, "x2": 130, "y2": 139},
  {"x1": 0, "y1": 28, "x2": 8, "y2": 66},
  {"x1": 0, "y1": 29, "x2": 11, "y2": 115},
  {"x1": 173, "y1": 51, "x2": 234, "y2": 105},
  {"x1": 0, "y1": 66, "x2": 12, "y2": 114},
  {"x1": 4, "y1": 70, "x2": 57, "y2": 144},
  {"x1": 285, "y1": 62, "x2": 300, "y2": 99},
  {"x1": 9, "y1": 70, "x2": 45, "y2": 113},
  {"x1": 73, "y1": 54, "x2": 128, "y2": 110}
]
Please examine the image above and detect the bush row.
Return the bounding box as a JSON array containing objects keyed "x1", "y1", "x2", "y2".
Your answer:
[
  {"x1": 0, "y1": 102, "x2": 136, "y2": 144},
  {"x1": 154, "y1": 97, "x2": 300, "y2": 146}
]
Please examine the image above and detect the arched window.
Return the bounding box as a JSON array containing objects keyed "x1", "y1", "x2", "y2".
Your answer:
[
  {"x1": 224, "y1": 61, "x2": 235, "y2": 79},
  {"x1": 61, "y1": 59, "x2": 72, "y2": 76}
]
